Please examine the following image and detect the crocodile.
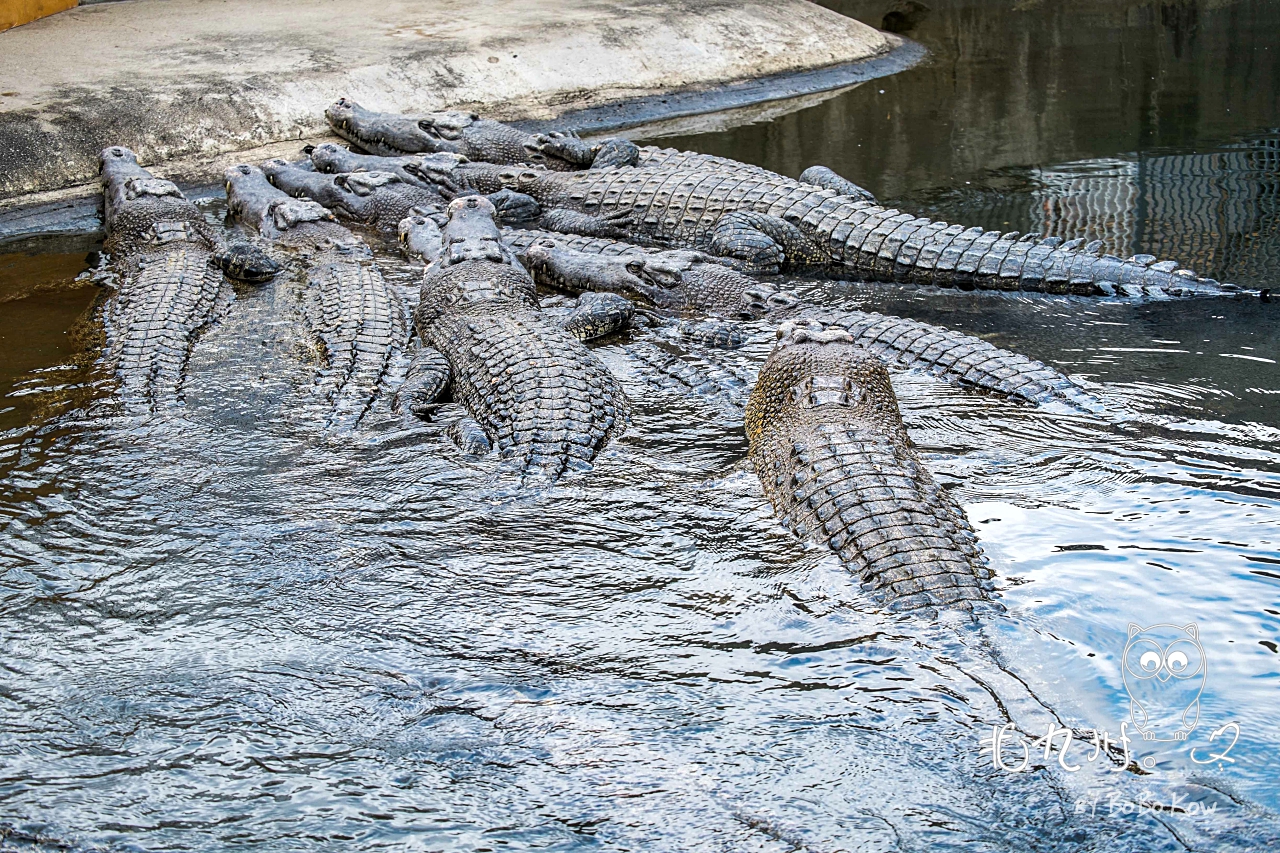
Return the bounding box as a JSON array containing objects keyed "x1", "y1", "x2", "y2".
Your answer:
[
  {"x1": 745, "y1": 319, "x2": 997, "y2": 613},
  {"x1": 499, "y1": 228, "x2": 1109, "y2": 415},
  {"x1": 515, "y1": 238, "x2": 799, "y2": 320},
  {"x1": 413, "y1": 159, "x2": 1241, "y2": 295},
  {"x1": 326, "y1": 103, "x2": 872, "y2": 191},
  {"x1": 326, "y1": 98, "x2": 641, "y2": 171},
  {"x1": 223, "y1": 163, "x2": 409, "y2": 432},
  {"x1": 97, "y1": 146, "x2": 279, "y2": 411},
  {"x1": 282, "y1": 146, "x2": 630, "y2": 240},
  {"x1": 261, "y1": 157, "x2": 452, "y2": 233},
  {"x1": 395, "y1": 197, "x2": 629, "y2": 479},
  {"x1": 299, "y1": 144, "x2": 543, "y2": 225}
]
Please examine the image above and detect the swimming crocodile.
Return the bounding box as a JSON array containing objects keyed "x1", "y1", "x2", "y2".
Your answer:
[
  {"x1": 414, "y1": 159, "x2": 1240, "y2": 296},
  {"x1": 745, "y1": 319, "x2": 997, "y2": 613},
  {"x1": 326, "y1": 98, "x2": 641, "y2": 171},
  {"x1": 396, "y1": 197, "x2": 629, "y2": 479},
  {"x1": 223, "y1": 163, "x2": 409, "y2": 432},
  {"x1": 97, "y1": 146, "x2": 279, "y2": 411}
]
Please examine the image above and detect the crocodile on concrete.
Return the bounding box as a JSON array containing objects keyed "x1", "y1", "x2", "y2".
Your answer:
[
  {"x1": 395, "y1": 197, "x2": 629, "y2": 480},
  {"x1": 745, "y1": 319, "x2": 997, "y2": 613},
  {"x1": 324, "y1": 103, "x2": 871, "y2": 193},
  {"x1": 326, "y1": 98, "x2": 641, "y2": 171},
  {"x1": 223, "y1": 163, "x2": 409, "y2": 432},
  {"x1": 415, "y1": 158, "x2": 1242, "y2": 295},
  {"x1": 97, "y1": 146, "x2": 279, "y2": 411}
]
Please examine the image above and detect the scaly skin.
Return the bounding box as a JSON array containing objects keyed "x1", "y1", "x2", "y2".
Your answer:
[
  {"x1": 424, "y1": 160, "x2": 1241, "y2": 295},
  {"x1": 224, "y1": 164, "x2": 409, "y2": 432},
  {"x1": 625, "y1": 304, "x2": 1109, "y2": 417},
  {"x1": 302, "y1": 145, "x2": 543, "y2": 225},
  {"x1": 502, "y1": 228, "x2": 1106, "y2": 414},
  {"x1": 326, "y1": 98, "x2": 612, "y2": 170},
  {"x1": 263, "y1": 158, "x2": 445, "y2": 233},
  {"x1": 97, "y1": 146, "x2": 273, "y2": 410},
  {"x1": 792, "y1": 307, "x2": 1109, "y2": 415},
  {"x1": 404, "y1": 197, "x2": 629, "y2": 479},
  {"x1": 745, "y1": 321, "x2": 997, "y2": 613}
]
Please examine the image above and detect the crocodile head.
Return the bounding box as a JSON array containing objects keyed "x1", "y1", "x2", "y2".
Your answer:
[
  {"x1": 439, "y1": 195, "x2": 513, "y2": 267},
  {"x1": 746, "y1": 320, "x2": 904, "y2": 444},
  {"x1": 326, "y1": 97, "x2": 477, "y2": 156},
  {"x1": 225, "y1": 163, "x2": 333, "y2": 238},
  {"x1": 397, "y1": 209, "x2": 444, "y2": 263}
]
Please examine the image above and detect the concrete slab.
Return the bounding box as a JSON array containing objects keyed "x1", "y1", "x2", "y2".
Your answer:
[{"x1": 0, "y1": 0, "x2": 915, "y2": 205}]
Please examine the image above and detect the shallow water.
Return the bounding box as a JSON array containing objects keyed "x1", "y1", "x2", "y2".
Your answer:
[{"x1": 3, "y1": 0, "x2": 1280, "y2": 850}]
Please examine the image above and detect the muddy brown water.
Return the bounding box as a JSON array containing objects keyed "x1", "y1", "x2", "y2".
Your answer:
[{"x1": 1, "y1": 0, "x2": 1279, "y2": 850}]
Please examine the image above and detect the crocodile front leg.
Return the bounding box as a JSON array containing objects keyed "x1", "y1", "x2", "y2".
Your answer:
[
  {"x1": 709, "y1": 211, "x2": 829, "y2": 274},
  {"x1": 394, "y1": 346, "x2": 452, "y2": 419}
]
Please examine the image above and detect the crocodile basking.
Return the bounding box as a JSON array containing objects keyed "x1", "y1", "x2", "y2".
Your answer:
[
  {"x1": 223, "y1": 163, "x2": 409, "y2": 432},
  {"x1": 745, "y1": 320, "x2": 997, "y2": 613},
  {"x1": 97, "y1": 146, "x2": 279, "y2": 411},
  {"x1": 326, "y1": 98, "x2": 641, "y2": 171},
  {"x1": 411, "y1": 158, "x2": 1240, "y2": 296},
  {"x1": 395, "y1": 197, "x2": 629, "y2": 479}
]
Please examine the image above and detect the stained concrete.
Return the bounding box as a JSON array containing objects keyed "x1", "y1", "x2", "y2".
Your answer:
[{"x1": 0, "y1": 0, "x2": 914, "y2": 207}]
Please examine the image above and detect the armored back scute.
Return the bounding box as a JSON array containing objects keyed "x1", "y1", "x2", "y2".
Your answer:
[{"x1": 746, "y1": 320, "x2": 997, "y2": 614}]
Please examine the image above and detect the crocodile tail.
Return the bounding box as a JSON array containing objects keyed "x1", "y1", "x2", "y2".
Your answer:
[
  {"x1": 304, "y1": 250, "x2": 410, "y2": 433},
  {"x1": 107, "y1": 245, "x2": 231, "y2": 412},
  {"x1": 813, "y1": 199, "x2": 1240, "y2": 297},
  {"x1": 800, "y1": 308, "x2": 1109, "y2": 415}
]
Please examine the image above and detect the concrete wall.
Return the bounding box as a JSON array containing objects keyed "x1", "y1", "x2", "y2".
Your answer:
[{"x1": 0, "y1": 0, "x2": 910, "y2": 205}]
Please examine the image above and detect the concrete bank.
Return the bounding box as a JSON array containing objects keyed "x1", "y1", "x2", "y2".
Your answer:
[{"x1": 0, "y1": 0, "x2": 919, "y2": 218}]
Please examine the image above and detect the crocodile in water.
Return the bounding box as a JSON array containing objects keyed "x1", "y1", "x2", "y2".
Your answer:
[
  {"x1": 395, "y1": 197, "x2": 629, "y2": 480},
  {"x1": 223, "y1": 163, "x2": 408, "y2": 432},
  {"x1": 745, "y1": 319, "x2": 997, "y2": 613},
  {"x1": 97, "y1": 146, "x2": 278, "y2": 411}
]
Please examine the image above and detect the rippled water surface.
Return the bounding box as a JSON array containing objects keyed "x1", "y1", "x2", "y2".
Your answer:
[{"x1": 3, "y1": 0, "x2": 1280, "y2": 850}]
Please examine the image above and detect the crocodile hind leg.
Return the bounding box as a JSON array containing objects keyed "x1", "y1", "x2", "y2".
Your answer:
[
  {"x1": 709, "y1": 211, "x2": 829, "y2": 274},
  {"x1": 539, "y1": 208, "x2": 636, "y2": 240},
  {"x1": 394, "y1": 346, "x2": 452, "y2": 418},
  {"x1": 798, "y1": 166, "x2": 876, "y2": 203},
  {"x1": 447, "y1": 418, "x2": 491, "y2": 455}
]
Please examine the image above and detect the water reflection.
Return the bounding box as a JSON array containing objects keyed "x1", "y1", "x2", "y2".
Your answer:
[{"x1": 663, "y1": 0, "x2": 1280, "y2": 203}]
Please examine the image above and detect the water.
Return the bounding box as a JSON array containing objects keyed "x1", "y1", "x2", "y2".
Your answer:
[{"x1": 3, "y1": 0, "x2": 1280, "y2": 849}]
